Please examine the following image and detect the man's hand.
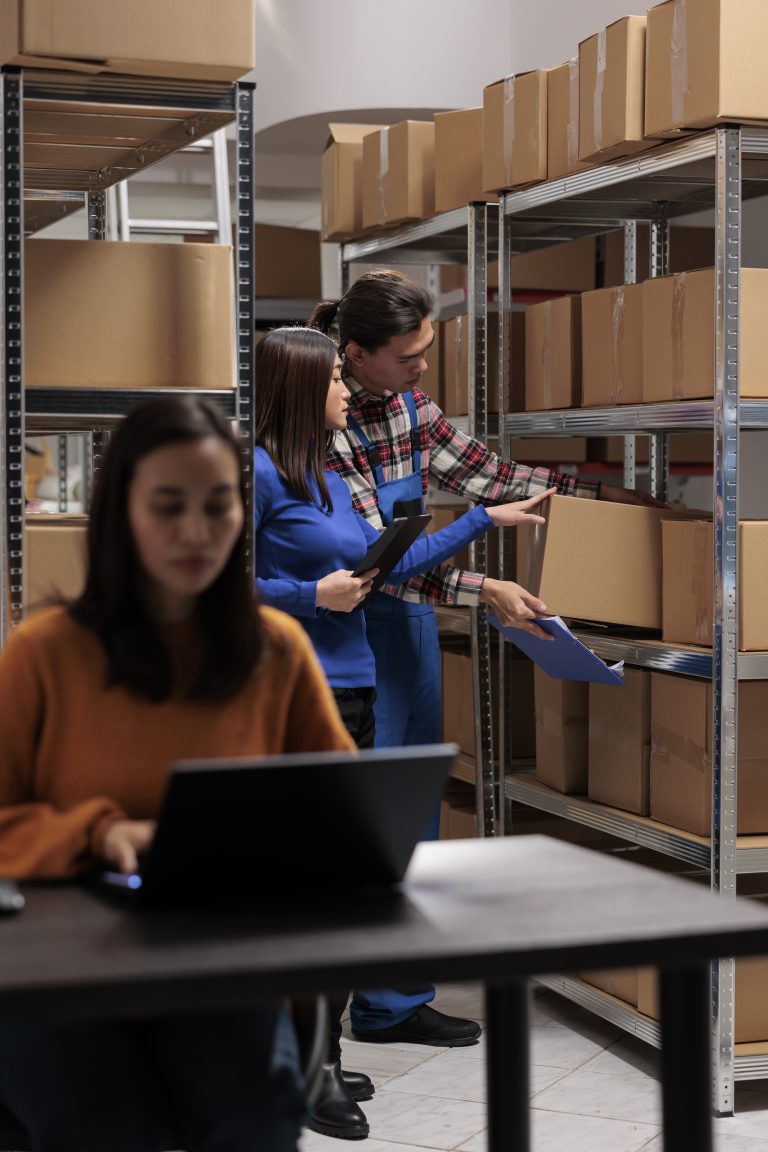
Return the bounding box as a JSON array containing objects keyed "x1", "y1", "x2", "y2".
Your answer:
[
  {"x1": 599, "y1": 484, "x2": 666, "y2": 508},
  {"x1": 479, "y1": 578, "x2": 553, "y2": 640},
  {"x1": 485, "y1": 487, "x2": 558, "y2": 528},
  {"x1": 102, "y1": 819, "x2": 156, "y2": 875},
  {"x1": 316, "y1": 568, "x2": 379, "y2": 612}
]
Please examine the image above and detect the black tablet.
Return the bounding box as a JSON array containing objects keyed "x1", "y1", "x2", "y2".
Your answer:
[{"x1": 352, "y1": 514, "x2": 432, "y2": 594}]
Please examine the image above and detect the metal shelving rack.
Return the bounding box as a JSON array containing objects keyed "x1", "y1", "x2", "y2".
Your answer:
[
  {"x1": 0, "y1": 68, "x2": 255, "y2": 645},
  {"x1": 341, "y1": 204, "x2": 501, "y2": 836},
  {"x1": 497, "y1": 125, "x2": 768, "y2": 1110}
]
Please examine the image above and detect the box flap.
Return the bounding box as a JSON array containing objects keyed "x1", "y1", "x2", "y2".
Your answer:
[{"x1": 325, "y1": 123, "x2": 379, "y2": 148}]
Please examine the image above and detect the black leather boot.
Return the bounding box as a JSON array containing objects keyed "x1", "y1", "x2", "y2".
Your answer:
[
  {"x1": 308, "y1": 1060, "x2": 370, "y2": 1140},
  {"x1": 341, "y1": 1069, "x2": 375, "y2": 1102}
]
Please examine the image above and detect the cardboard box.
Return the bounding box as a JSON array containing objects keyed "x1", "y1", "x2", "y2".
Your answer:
[
  {"x1": 525, "y1": 296, "x2": 581, "y2": 411},
  {"x1": 482, "y1": 71, "x2": 547, "y2": 193},
  {"x1": 362, "y1": 121, "x2": 435, "y2": 230},
  {"x1": 25, "y1": 239, "x2": 234, "y2": 389},
  {"x1": 645, "y1": 0, "x2": 768, "y2": 138},
  {"x1": 442, "y1": 314, "x2": 500, "y2": 417},
  {"x1": 650, "y1": 673, "x2": 768, "y2": 837},
  {"x1": 25, "y1": 515, "x2": 87, "y2": 612},
  {"x1": 588, "y1": 670, "x2": 651, "y2": 815},
  {"x1": 638, "y1": 896, "x2": 768, "y2": 1042},
  {"x1": 254, "y1": 225, "x2": 320, "y2": 299},
  {"x1": 434, "y1": 108, "x2": 497, "y2": 214},
  {"x1": 602, "y1": 225, "x2": 714, "y2": 287},
  {"x1": 586, "y1": 433, "x2": 713, "y2": 465},
  {"x1": 643, "y1": 268, "x2": 768, "y2": 401},
  {"x1": 533, "y1": 667, "x2": 589, "y2": 794},
  {"x1": 579, "y1": 16, "x2": 650, "y2": 163},
  {"x1": 442, "y1": 650, "x2": 534, "y2": 760},
  {"x1": 418, "y1": 320, "x2": 442, "y2": 407},
  {"x1": 662, "y1": 520, "x2": 768, "y2": 650},
  {"x1": 508, "y1": 438, "x2": 588, "y2": 464},
  {"x1": 580, "y1": 968, "x2": 640, "y2": 1006},
  {"x1": 522, "y1": 494, "x2": 681, "y2": 630},
  {"x1": 440, "y1": 801, "x2": 478, "y2": 840},
  {"x1": 321, "y1": 124, "x2": 378, "y2": 242},
  {"x1": 581, "y1": 283, "x2": 643, "y2": 406},
  {"x1": 547, "y1": 59, "x2": 595, "y2": 182},
  {"x1": 0, "y1": 0, "x2": 254, "y2": 80},
  {"x1": 442, "y1": 237, "x2": 596, "y2": 296}
]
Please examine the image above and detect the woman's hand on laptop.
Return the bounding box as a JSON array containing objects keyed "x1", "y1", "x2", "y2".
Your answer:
[{"x1": 102, "y1": 819, "x2": 157, "y2": 874}]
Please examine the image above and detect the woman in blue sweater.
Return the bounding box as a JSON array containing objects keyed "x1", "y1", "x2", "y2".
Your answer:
[{"x1": 253, "y1": 326, "x2": 552, "y2": 1140}]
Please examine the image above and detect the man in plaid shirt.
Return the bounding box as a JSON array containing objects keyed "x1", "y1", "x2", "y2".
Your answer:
[{"x1": 310, "y1": 270, "x2": 649, "y2": 1050}]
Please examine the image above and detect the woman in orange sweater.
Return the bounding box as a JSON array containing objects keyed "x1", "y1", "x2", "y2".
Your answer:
[{"x1": 0, "y1": 396, "x2": 353, "y2": 1152}]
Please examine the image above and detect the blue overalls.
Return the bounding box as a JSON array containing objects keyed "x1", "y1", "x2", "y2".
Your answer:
[{"x1": 346, "y1": 391, "x2": 441, "y2": 1030}]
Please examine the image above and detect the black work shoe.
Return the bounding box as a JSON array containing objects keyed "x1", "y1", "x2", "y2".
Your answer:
[
  {"x1": 308, "y1": 1060, "x2": 370, "y2": 1140},
  {"x1": 351, "y1": 1004, "x2": 481, "y2": 1047},
  {"x1": 341, "y1": 1069, "x2": 375, "y2": 1102}
]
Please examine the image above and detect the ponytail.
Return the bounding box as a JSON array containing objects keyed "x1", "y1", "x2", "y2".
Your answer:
[{"x1": 308, "y1": 299, "x2": 340, "y2": 336}]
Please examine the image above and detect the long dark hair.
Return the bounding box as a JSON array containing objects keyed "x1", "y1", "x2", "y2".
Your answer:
[
  {"x1": 309, "y1": 269, "x2": 433, "y2": 353},
  {"x1": 70, "y1": 396, "x2": 262, "y2": 703},
  {"x1": 254, "y1": 326, "x2": 337, "y2": 509}
]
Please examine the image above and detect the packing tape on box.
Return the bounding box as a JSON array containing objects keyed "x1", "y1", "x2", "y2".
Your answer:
[
  {"x1": 611, "y1": 286, "x2": 625, "y2": 404},
  {"x1": 567, "y1": 57, "x2": 579, "y2": 167},
  {"x1": 652, "y1": 725, "x2": 711, "y2": 772},
  {"x1": 672, "y1": 273, "x2": 686, "y2": 400},
  {"x1": 691, "y1": 520, "x2": 710, "y2": 643},
  {"x1": 503, "y1": 75, "x2": 516, "y2": 187},
  {"x1": 671, "y1": 0, "x2": 689, "y2": 127},
  {"x1": 594, "y1": 28, "x2": 607, "y2": 154},
  {"x1": 377, "y1": 127, "x2": 390, "y2": 223}
]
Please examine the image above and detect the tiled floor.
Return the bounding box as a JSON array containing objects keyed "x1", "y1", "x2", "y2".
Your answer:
[{"x1": 300, "y1": 984, "x2": 768, "y2": 1152}]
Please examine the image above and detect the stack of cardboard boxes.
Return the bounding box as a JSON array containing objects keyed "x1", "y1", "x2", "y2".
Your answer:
[{"x1": 9, "y1": 0, "x2": 256, "y2": 607}]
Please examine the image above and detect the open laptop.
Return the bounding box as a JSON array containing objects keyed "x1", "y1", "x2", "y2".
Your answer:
[{"x1": 100, "y1": 744, "x2": 457, "y2": 908}]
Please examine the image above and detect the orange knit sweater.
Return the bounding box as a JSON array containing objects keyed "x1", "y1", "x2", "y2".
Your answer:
[{"x1": 0, "y1": 605, "x2": 354, "y2": 879}]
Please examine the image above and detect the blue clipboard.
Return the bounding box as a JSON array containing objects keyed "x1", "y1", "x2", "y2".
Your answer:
[{"x1": 488, "y1": 614, "x2": 625, "y2": 685}]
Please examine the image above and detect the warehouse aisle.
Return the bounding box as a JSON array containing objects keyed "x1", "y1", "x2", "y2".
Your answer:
[{"x1": 301, "y1": 984, "x2": 768, "y2": 1152}]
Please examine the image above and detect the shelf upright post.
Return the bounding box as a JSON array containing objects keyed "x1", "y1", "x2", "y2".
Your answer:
[
  {"x1": 496, "y1": 200, "x2": 515, "y2": 835},
  {"x1": 649, "y1": 207, "x2": 671, "y2": 500},
  {"x1": 711, "y1": 126, "x2": 741, "y2": 1118},
  {"x1": 467, "y1": 202, "x2": 496, "y2": 837},
  {"x1": 0, "y1": 70, "x2": 25, "y2": 646},
  {"x1": 235, "y1": 82, "x2": 255, "y2": 576},
  {"x1": 622, "y1": 221, "x2": 638, "y2": 490}
]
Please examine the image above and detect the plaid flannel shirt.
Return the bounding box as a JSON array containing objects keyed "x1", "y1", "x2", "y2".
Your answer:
[{"x1": 326, "y1": 378, "x2": 598, "y2": 607}]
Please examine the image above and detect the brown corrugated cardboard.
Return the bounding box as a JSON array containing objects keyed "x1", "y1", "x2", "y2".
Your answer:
[
  {"x1": 588, "y1": 670, "x2": 651, "y2": 815},
  {"x1": 533, "y1": 667, "x2": 589, "y2": 794},
  {"x1": 442, "y1": 237, "x2": 596, "y2": 296},
  {"x1": 442, "y1": 314, "x2": 500, "y2": 417},
  {"x1": 645, "y1": 0, "x2": 768, "y2": 138},
  {"x1": 482, "y1": 71, "x2": 547, "y2": 193},
  {"x1": 508, "y1": 438, "x2": 589, "y2": 464},
  {"x1": 579, "y1": 16, "x2": 651, "y2": 162},
  {"x1": 525, "y1": 296, "x2": 581, "y2": 411},
  {"x1": 662, "y1": 520, "x2": 768, "y2": 651},
  {"x1": 650, "y1": 673, "x2": 768, "y2": 837},
  {"x1": 581, "y1": 283, "x2": 643, "y2": 406},
  {"x1": 418, "y1": 320, "x2": 442, "y2": 407},
  {"x1": 25, "y1": 239, "x2": 234, "y2": 389},
  {"x1": 638, "y1": 895, "x2": 768, "y2": 1042},
  {"x1": 442, "y1": 650, "x2": 534, "y2": 760},
  {"x1": 321, "y1": 124, "x2": 378, "y2": 242},
  {"x1": 362, "y1": 121, "x2": 435, "y2": 230},
  {"x1": 434, "y1": 108, "x2": 497, "y2": 214},
  {"x1": 254, "y1": 225, "x2": 320, "y2": 299},
  {"x1": 547, "y1": 59, "x2": 595, "y2": 182},
  {"x1": 0, "y1": 0, "x2": 255, "y2": 80},
  {"x1": 643, "y1": 268, "x2": 768, "y2": 401},
  {"x1": 602, "y1": 225, "x2": 714, "y2": 287},
  {"x1": 580, "y1": 969, "x2": 640, "y2": 1006},
  {"x1": 523, "y1": 494, "x2": 681, "y2": 630},
  {"x1": 25, "y1": 515, "x2": 87, "y2": 612}
]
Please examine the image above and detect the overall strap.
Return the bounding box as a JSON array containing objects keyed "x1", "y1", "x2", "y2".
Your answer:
[
  {"x1": 345, "y1": 414, "x2": 385, "y2": 487},
  {"x1": 402, "y1": 390, "x2": 422, "y2": 477}
]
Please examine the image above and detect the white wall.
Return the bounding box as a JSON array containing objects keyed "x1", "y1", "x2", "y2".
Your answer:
[{"x1": 507, "y1": 0, "x2": 646, "y2": 72}]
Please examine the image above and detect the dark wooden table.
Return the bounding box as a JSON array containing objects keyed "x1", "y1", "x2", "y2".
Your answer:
[{"x1": 3, "y1": 835, "x2": 768, "y2": 1152}]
